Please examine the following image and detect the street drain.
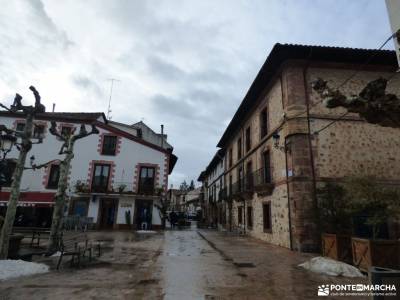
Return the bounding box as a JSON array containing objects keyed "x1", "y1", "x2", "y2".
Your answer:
[{"x1": 234, "y1": 262, "x2": 255, "y2": 268}]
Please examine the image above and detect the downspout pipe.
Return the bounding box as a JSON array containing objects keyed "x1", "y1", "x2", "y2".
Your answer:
[
  {"x1": 284, "y1": 136, "x2": 293, "y2": 250},
  {"x1": 303, "y1": 64, "x2": 321, "y2": 252}
]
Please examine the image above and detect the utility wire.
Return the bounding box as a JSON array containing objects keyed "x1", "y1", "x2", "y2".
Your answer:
[
  {"x1": 313, "y1": 70, "x2": 399, "y2": 135},
  {"x1": 282, "y1": 32, "x2": 398, "y2": 135}
]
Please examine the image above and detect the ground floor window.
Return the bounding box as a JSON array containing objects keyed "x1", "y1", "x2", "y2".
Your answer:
[
  {"x1": 238, "y1": 206, "x2": 243, "y2": 224},
  {"x1": 263, "y1": 202, "x2": 272, "y2": 232},
  {"x1": 69, "y1": 198, "x2": 89, "y2": 217},
  {"x1": 247, "y1": 206, "x2": 253, "y2": 229}
]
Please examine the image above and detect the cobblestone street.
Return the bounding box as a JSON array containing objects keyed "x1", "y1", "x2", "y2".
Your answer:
[{"x1": 0, "y1": 227, "x2": 368, "y2": 300}]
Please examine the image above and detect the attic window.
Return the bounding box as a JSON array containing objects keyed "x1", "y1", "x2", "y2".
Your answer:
[
  {"x1": 15, "y1": 122, "x2": 25, "y2": 133},
  {"x1": 101, "y1": 135, "x2": 117, "y2": 155},
  {"x1": 137, "y1": 128, "x2": 142, "y2": 138}
]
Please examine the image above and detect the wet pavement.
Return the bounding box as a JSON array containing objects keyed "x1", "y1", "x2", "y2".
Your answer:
[
  {"x1": 0, "y1": 228, "x2": 368, "y2": 299},
  {"x1": 158, "y1": 229, "x2": 245, "y2": 300}
]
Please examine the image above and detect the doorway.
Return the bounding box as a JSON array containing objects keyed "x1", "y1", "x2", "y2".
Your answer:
[
  {"x1": 99, "y1": 198, "x2": 118, "y2": 229},
  {"x1": 135, "y1": 200, "x2": 153, "y2": 230}
]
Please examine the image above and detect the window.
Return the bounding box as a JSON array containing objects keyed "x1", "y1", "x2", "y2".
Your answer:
[
  {"x1": 263, "y1": 202, "x2": 272, "y2": 232},
  {"x1": 70, "y1": 198, "x2": 89, "y2": 217},
  {"x1": 247, "y1": 207, "x2": 253, "y2": 229},
  {"x1": 1, "y1": 160, "x2": 16, "y2": 187},
  {"x1": 238, "y1": 207, "x2": 243, "y2": 224},
  {"x1": 229, "y1": 175, "x2": 232, "y2": 196},
  {"x1": 138, "y1": 166, "x2": 155, "y2": 194},
  {"x1": 228, "y1": 148, "x2": 233, "y2": 168},
  {"x1": 33, "y1": 125, "x2": 45, "y2": 139},
  {"x1": 246, "y1": 161, "x2": 253, "y2": 189},
  {"x1": 15, "y1": 123, "x2": 25, "y2": 133},
  {"x1": 245, "y1": 126, "x2": 251, "y2": 152},
  {"x1": 137, "y1": 128, "x2": 143, "y2": 138},
  {"x1": 238, "y1": 167, "x2": 243, "y2": 192},
  {"x1": 260, "y1": 108, "x2": 268, "y2": 138},
  {"x1": 47, "y1": 164, "x2": 60, "y2": 189},
  {"x1": 237, "y1": 138, "x2": 242, "y2": 160},
  {"x1": 263, "y1": 151, "x2": 272, "y2": 183},
  {"x1": 92, "y1": 164, "x2": 111, "y2": 192},
  {"x1": 61, "y1": 126, "x2": 73, "y2": 137},
  {"x1": 101, "y1": 136, "x2": 118, "y2": 155}
]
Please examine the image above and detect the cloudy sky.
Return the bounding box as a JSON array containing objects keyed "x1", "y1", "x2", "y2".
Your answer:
[{"x1": 0, "y1": 0, "x2": 395, "y2": 187}]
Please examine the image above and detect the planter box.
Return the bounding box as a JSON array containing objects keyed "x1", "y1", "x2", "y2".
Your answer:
[
  {"x1": 322, "y1": 233, "x2": 352, "y2": 264},
  {"x1": 8, "y1": 234, "x2": 24, "y2": 259},
  {"x1": 352, "y1": 237, "x2": 400, "y2": 272}
]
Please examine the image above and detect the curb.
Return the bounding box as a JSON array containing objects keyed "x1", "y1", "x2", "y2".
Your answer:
[{"x1": 196, "y1": 230, "x2": 234, "y2": 262}]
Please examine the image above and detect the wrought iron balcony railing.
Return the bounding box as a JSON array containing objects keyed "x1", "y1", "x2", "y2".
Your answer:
[
  {"x1": 227, "y1": 167, "x2": 274, "y2": 200},
  {"x1": 72, "y1": 180, "x2": 163, "y2": 196}
]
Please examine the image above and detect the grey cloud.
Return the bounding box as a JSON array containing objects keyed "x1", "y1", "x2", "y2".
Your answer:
[{"x1": 0, "y1": 0, "x2": 393, "y2": 186}]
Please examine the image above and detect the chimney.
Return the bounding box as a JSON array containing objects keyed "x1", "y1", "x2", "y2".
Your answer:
[
  {"x1": 52, "y1": 103, "x2": 56, "y2": 112},
  {"x1": 161, "y1": 124, "x2": 164, "y2": 148}
]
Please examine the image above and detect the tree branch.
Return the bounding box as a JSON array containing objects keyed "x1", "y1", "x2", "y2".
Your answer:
[
  {"x1": 0, "y1": 103, "x2": 13, "y2": 112},
  {"x1": 25, "y1": 159, "x2": 61, "y2": 171},
  {"x1": 48, "y1": 121, "x2": 65, "y2": 141},
  {"x1": 72, "y1": 124, "x2": 99, "y2": 142}
]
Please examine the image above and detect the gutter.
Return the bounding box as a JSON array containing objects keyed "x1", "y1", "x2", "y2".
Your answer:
[
  {"x1": 303, "y1": 63, "x2": 321, "y2": 251},
  {"x1": 284, "y1": 138, "x2": 293, "y2": 251}
]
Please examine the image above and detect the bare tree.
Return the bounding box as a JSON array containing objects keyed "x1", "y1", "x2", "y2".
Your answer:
[
  {"x1": 0, "y1": 87, "x2": 45, "y2": 259},
  {"x1": 312, "y1": 77, "x2": 400, "y2": 128},
  {"x1": 47, "y1": 122, "x2": 99, "y2": 252}
]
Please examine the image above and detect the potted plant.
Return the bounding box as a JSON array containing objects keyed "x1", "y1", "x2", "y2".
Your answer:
[
  {"x1": 317, "y1": 182, "x2": 353, "y2": 263},
  {"x1": 74, "y1": 180, "x2": 90, "y2": 193},
  {"x1": 345, "y1": 176, "x2": 400, "y2": 272},
  {"x1": 118, "y1": 184, "x2": 127, "y2": 193}
]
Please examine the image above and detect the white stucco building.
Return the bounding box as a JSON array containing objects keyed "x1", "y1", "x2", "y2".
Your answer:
[{"x1": 0, "y1": 111, "x2": 177, "y2": 230}]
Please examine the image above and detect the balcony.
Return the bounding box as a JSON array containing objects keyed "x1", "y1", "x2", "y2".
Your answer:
[
  {"x1": 73, "y1": 180, "x2": 163, "y2": 196},
  {"x1": 252, "y1": 167, "x2": 274, "y2": 196},
  {"x1": 228, "y1": 167, "x2": 274, "y2": 200},
  {"x1": 218, "y1": 188, "x2": 227, "y2": 202}
]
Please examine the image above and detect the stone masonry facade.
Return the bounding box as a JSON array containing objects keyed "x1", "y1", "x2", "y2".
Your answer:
[{"x1": 206, "y1": 45, "x2": 400, "y2": 252}]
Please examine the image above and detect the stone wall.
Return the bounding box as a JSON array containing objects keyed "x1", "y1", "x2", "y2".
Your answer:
[
  {"x1": 307, "y1": 67, "x2": 400, "y2": 181},
  {"x1": 222, "y1": 62, "x2": 400, "y2": 251}
]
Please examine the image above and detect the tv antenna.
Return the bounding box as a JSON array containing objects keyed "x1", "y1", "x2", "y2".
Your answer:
[{"x1": 106, "y1": 78, "x2": 120, "y2": 120}]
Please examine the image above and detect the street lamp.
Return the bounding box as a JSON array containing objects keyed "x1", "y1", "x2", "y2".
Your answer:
[
  {"x1": 272, "y1": 131, "x2": 281, "y2": 149},
  {"x1": 0, "y1": 133, "x2": 16, "y2": 159},
  {"x1": 0, "y1": 133, "x2": 16, "y2": 192}
]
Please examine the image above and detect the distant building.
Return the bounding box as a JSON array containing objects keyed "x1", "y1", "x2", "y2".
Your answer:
[
  {"x1": 0, "y1": 111, "x2": 177, "y2": 230},
  {"x1": 167, "y1": 189, "x2": 185, "y2": 211},
  {"x1": 197, "y1": 149, "x2": 225, "y2": 227},
  {"x1": 184, "y1": 187, "x2": 202, "y2": 217}
]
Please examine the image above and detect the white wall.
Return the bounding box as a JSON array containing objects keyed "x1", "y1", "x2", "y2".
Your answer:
[
  {"x1": 0, "y1": 115, "x2": 170, "y2": 194},
  {"x1": 205, "y1": 157, "x2": 224, "y2": 202},
  {"x1": 87, "y1": 197, "x2": 99, "y2": 222},
  {"x1": 116, "y1": 197, "x2": 134, "y2": 224}
]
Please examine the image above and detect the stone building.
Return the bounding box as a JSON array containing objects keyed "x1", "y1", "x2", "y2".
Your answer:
[
  {"x1": 201, "y1": 43, "x2": 400, "y2": 252},
  {"x1": 197, "y1": 149, "x2": 225, "y2": 227}
]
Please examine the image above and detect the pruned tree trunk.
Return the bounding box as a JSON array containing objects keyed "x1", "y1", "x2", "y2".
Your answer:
[
  {"x1": 0, "y1": 114, "x2": 33, "y2": 259},
  {"x1": 47, "y1": 122, "x2": 98, "y2": 253},
  {"x1": 47, "y1": 141, "x2": 74, "y2": 253}
]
